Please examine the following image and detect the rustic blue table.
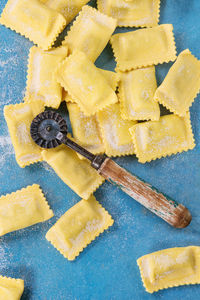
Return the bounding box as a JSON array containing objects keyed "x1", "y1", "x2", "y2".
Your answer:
[{"x1": 0, "y1": 0, "x2": 200, "y2": 299}]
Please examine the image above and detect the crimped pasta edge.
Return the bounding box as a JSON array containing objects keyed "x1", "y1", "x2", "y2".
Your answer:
[
  {"x1": 129, "y1": 113, "x2": 195, "y2": 163},
  {"x1": 4, "y1": 101, "x2": 44, "y2": 168},
  {"x1": 46, "y1": 200, "x2": 114, "y2": 260},
  {"x1": 96, "y1": 112, "x2": 135, "y2": 157},
  {"x1": 118, "y1": 77, "x2": 160, "y2": 122},
  {"x1": 154, "y1": 49, "x2": 200, "y2": 116},
  {"x1": 97, "y1": 0, "x2": 160, "y2": 28},
  {"x1": 55, "y1": 54, "x2": 118, "y2": 117},
  {"x1": 62, "y1": 4, "x2": 117, "y2": 49},
  {"x1": 0, "y1": 184, "x2": 54, "y2": 219},
  {"x1": 0, "y1": 2, "x2": 66, "y2": 50},
  {"x1": 111, "y1": 24, "x2": 177, "y2": 72},
  {"x1": 137, "y1": 248, "x2": 200, "y2": 293}
]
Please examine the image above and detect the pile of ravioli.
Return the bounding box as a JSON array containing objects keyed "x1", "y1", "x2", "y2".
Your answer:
[{"x1": 0, "y1": 0, "x2": 200, "y2": 297}]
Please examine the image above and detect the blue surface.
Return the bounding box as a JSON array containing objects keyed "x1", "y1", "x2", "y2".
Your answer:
[{"x1": 0, "y1": 1, "x2": 200, "y2": 299}]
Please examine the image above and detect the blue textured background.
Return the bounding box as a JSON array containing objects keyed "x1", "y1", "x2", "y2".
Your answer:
[{"x1": 0, "y1": 1, "x2": 200, "y2": 299}]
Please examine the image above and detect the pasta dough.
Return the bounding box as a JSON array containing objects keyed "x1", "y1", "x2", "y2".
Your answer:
[
  {"x1": 137, "y1": 246, "x2": 200, "y2": 293},
  {"x1": 0, "y1": 0, "x2": 66, "y2": 50},
  {"x1": 4, "y1": 101, "x2": 45, "y2": 167},
  {"x1": 63, "y1": 68, "x2": 119, "y2": 103},
  {"x1": 0, "y1": 184, "x2": 54, "y2": 236},
  {"x1": 97, "y1": 0, "x2": 160, "y2": 27},
  {"x1": 46, "y1": 195, "x2": 114, "y2": 260},
  {"x1": 63, "y1": 5, "x2": 117, "y2": 62},
  {"x1": 0, "y1": 275, "x2": 24, "y2": 300},
  {"x1": 67, "y1": 103, "x2": 105, "y2": 154},
  {"x1": 55, "y1": 50, "x2": 118, "y2": 116},
  {"x1": 26, "y1": 45, "x2": 68, "y2": 108},
  {"x1": 154, "y1": 49, "x2": 200, "y2": 116},
  {"x1": 129, "y1": 113, "x2": 195, "y2": 163},
  {"x1": 119, "y1": 67, "x2": 160, "y2": 121},
  {"x1": 41, "y1": 0, "x2": 89, "y2": 25},
  {"x1": 42, "y1": 145, "x2": 105, "y2": 199},
  {"x1": 110, "y1": 24, "x2": 177, "y2": 71},
  {"x1": 97, "y1": 103, "x2": 136, "y2": 156}
]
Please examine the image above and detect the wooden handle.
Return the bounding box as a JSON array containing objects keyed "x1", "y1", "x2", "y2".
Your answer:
[{"x1": 98, "y1": 158, "x2": 191, "y2": 228}]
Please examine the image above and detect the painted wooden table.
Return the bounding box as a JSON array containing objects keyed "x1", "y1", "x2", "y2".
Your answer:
[{"x1": 0, "y1": 0, "x2": 200, "y2": 299}]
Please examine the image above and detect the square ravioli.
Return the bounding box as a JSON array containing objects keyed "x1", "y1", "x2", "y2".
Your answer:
[
  {"x1": 63, "y1": 68, "x2": 119, "y2": 103},
  {"x1": 119, "y1": 67, "x2": 160, "y2": 121},
  {"x1": 137, "y1": 246, "x2": 200, "y2": 293},
  {"x1": 97, "y1": 103, "x2": 136, "y2": 157},
  {"x1": 0, "y1": 276, "x2": 24, "y2": 300},
  {"x1": 129, "y1": 113, "x2": 195, "y2": 163},
  {"x1": 63, "y1": 5, "x2": 117, "y2": 62},
  {"x1": 110, "y1": 24, "x2": 177, "y2": 71},
  {"x1": 0, "y1": 184, "x2": 54, "y2": 236},
  {"x1": 154, "y1": 49, "x2": 200, "y2": 116},
  {"x1": 67, "y1": 103, "x2": 105, "y2": 154},
  {"x1": 26, "y1": 45, "x2": 68, "y2": 109},
  {"x1": 98, "y1": 0, "x2": 160, "y2": 27},
  {"x1": 41, "y1": 0, "x2": 89, "y2": 25},
  {"x1": 4, "y1": 101, "x2": 45, "y2": 167},
  {"x1": 42, "y1": 145, "x2": 104, "y2": 199},
  {"x1": 55, "y1": 50, "x2": 118, "y2": 116},
  {"x1": 46, "y1": 195, "x2": 114, "y2": 260},
  {"x1": 0, "y1": 0, "x2": 66, "y2": 50}
]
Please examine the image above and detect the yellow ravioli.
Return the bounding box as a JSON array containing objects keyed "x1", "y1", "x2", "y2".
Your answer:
[
  {"x1": 0, "y1": 276, "x2": 24, "y2": 300},
  {"x1": 63, "y1": 68, "x2": 119, "y2": 102},
  {"x1": 98, "y1": 0, "x2": 160, "y2": 27},
  {"x1": 119, "y1": 67, "x2": 160, "y2": 121},
  {"x1": 42, "y1": 145, "x2": 104, "y2": 199},
  {"x1": 4, "y1": 101, "x2": 45, "y2": 168},
  {"x1": 129, "y1": 113, "x2": 195, "y2": 163},
  {"x1": 42, "y1": 0, "x2": 89, "y2": 24},
  {"x1": 55, "y1": 50, "x2": 118, "y2": 116},
  {"x1": 154, "y1": 49, "x2": 200, "y2": 116},
  {"x1": 63, "y1": 5, "x2": 117, "y2": 62},
  {"x1": 46, "y1": 195, "x2": 114, "y2": 260},
  {"x1": 67, "y1": 103, "x2": 105, "y2": 154},
  {"x1": 98, "y1": 69, "x2": 120, "y2": 91},
  {"x1": 0, "y1": 184, "x2": 54, "y2": 236},
  {"x1": 97, "y1": 103, "x2": 136, "y2": 157},
  {"x1": 110, "y1": 24, "x2": 177, "y2": 71},
  {"x1": 25, "y1": 45, "x2": 68, "y2": 109},
  {"x1": 0, "y1": 0, "x2": 66, "y2": 50},
  {"x1": 137, "y1": 246, "x2": 200, "y2": 293}
]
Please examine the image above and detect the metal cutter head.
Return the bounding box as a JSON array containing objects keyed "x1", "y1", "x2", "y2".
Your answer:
[{"x1": 30, "y1": 111, "x2": 68, "y2": 149}]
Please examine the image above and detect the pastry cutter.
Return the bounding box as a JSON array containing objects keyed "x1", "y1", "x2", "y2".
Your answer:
[{"x1": 30, "y1": 110, "x2": 192, "y2": 228}]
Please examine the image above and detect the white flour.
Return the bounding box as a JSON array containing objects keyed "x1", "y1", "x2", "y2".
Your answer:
[
  {"x1": 0, "y1": 135, "x2": 15, "y2": 169},
  {"x1": 0, "y1": 242, "x2": 13, "y2": 269}
]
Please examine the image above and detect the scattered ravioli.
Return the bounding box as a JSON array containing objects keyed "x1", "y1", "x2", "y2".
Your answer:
[
  {"x1": 0, "y1": 184, "x2": 54, "y2": 236},
  {"x1": 67, "y1": 103, "x2": 105, "y2": 155},
  {"x1": 0, "y1": 275, "x2": 24, "y2": 300},
  {"x1": 129, "y1": 113, "x2": 195, "y2": 163},
  {"x1": 98, "y1": 0, "x2": 160, "y2": 27},
  {"x1": 46, "y1": 195, "x2": 114, "y2": 260},
  {"x1": 110, "y1": 24, "x2": 177, "y2": 71},
  {"x1": 63, "y1": 68, "x2": 119, "y2": 103},
  {"x1": 63, "y1": 5, "x2": 117, "y2": 62},
  {"x1": 4, "y1": 101, "x2": 45, "y2": 167},
  {"x1": 137, "y1": 246, "x2": 200, "y2": 293},
  {"x1": 119, "y1": 67, "x2": 160, "y2": 121},
  {"x1": 55, "y1": 50, "x2": 118, "y2": 116},
  {"x1": 154, "y1": 49, "x2": 200, "y2": 116},
  {"x1": 0, "y1": 0, "x2": 66, "y2": 50},
  {"x1": 42, "y1": 145, "x2": 105, "y2": 199},
  {"x1": 41, "y1": 0, "x2": 89, "y2": 24},
  {"x1": 25, "y1": 45, "x2": 68, "y2": 108},
  {"x1": 97, "y1": 103, "x2": 136, "y2": 157}
]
